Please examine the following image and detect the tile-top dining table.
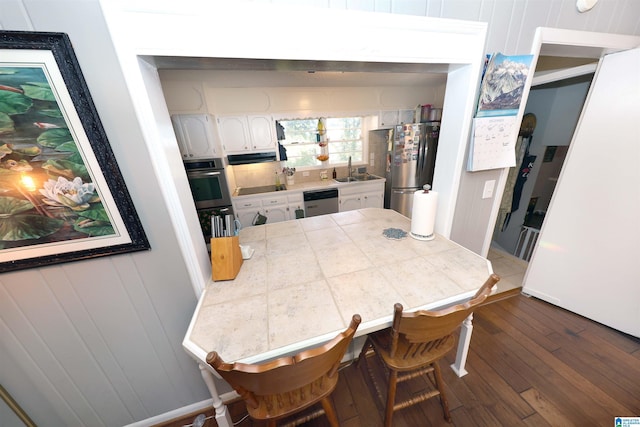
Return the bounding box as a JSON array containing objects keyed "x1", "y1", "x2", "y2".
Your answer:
[{"x1": 183, "y1": 208, "x2": 495, "y2": 427}]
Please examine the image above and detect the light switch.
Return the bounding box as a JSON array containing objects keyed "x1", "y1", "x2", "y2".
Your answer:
[{"x1": 482, "y1": 180, "x2": 495, "y2": 199}]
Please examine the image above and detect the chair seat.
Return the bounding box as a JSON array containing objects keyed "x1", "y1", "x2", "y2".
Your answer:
[
  {"x1": 368, "y1": 328, "x2": 456, "y2": 371},
  {"x1": 246, "y1": 375, "x2": 338, "y2": 421}
]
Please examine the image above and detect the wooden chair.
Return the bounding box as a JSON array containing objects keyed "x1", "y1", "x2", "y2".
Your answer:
[
  {"x1": 357, "y1": 274, "x2": 500, "y2": 427},
  {"x1": 207, "y1": 314, "x2": 361, "y2": 427}
]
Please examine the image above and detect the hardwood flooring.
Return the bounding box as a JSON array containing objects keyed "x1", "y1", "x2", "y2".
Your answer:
[{"x1": 194, "y1": 294, "x2": 640, "y2": 427}]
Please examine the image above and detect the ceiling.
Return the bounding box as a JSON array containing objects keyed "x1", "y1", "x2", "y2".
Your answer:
[
  {"x1": 153, "y1": 55, "x2": 598, "y2": 88},
  {"x1": 153, "y1": 56, "x2": 452, "y2": 87}
]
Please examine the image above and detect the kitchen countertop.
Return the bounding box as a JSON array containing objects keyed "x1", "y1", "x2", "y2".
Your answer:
[
  {"x1": 232, "y1": 176, "x2": 385, "y2": 198},
  {"x1": 184, "y1": 207, "x2": 493, "y2": 365}
]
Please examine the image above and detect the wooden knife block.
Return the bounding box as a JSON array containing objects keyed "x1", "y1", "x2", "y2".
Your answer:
[{"x1": 210, "y1": 236, "x2": 243, "y2": 281}]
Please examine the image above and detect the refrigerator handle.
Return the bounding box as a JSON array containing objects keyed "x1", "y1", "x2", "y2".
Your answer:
[{"x1": 417, "y1": 132, "x2": 428, "y2": 178}]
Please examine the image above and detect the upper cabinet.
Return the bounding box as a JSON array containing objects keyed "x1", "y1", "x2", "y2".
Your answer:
[
  {"x1": 172, "y1": 114, "x2": 220, "y2": 159},
  {"x1": 378, "y1": 109, "x2": 417, "y2": 128},
  {"x1": 248, "y1": 116, "x2": 277, "y2": 151},
  {"x1": 218, "y1": 115, "x2": 277, "y2": 154}
]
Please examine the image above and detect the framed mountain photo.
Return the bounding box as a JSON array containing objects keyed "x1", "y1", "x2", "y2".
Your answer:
[{"x1": 0, "y1": 31, "x2": 149, "y2": 273}]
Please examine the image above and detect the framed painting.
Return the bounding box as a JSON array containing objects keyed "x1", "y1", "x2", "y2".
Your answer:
[{"x1": 0, "y1": 31, "x2": 149, "y2": 273}]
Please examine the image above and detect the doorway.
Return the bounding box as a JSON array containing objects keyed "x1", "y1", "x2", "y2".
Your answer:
[
  {"x1": 492, "y1": 71, "x2": 594, "y2": 260},
  {"x1": 486, "y1": 59, "x2": 595, "y2": 292}
]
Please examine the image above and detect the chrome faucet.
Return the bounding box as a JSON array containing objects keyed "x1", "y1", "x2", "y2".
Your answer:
[{"x1": 348, "y1": 156, "x2": 352, "y2": 179}]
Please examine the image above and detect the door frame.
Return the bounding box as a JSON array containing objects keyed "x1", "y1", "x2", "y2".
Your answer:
[{"x1": 484, "y1": 27, "x2": 640, "y2": 260}]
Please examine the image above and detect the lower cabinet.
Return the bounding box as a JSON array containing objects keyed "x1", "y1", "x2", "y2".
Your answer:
[
  {"x1": 233, "y1": 192, "x2": 304, "y2": 227},
  {"x1": 233, "y1": 182, "x2": 384, "y2": 226},
  {"x1": 338, "y1": 181, "x2": 384, "y2": 212},
  {"x1": 362, "y1": 190, "x2": 384, "y2": 208},
  {"x1": 233, "y1": 197, "x2": 263, "y2": 229}
]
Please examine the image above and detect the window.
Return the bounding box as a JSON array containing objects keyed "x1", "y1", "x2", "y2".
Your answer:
[{"x1": 279, "y1": 117, "x2": 363, "y2": 168}]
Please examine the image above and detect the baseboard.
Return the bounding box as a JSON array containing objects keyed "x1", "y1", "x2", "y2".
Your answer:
[
  {"x1": 479, "y1": 286, "x2": 522, "y2": 307},
  {"x1": 120, "y1": 391, "x2": 236, "y2": 427},
  {"x1": 122, "y1": 399, "x2": 212, "y2": 427}
]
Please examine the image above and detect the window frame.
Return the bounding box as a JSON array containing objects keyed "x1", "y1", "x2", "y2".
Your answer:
[{"x1": 275, "y1": 113, "x2": 377, "y2": 170}]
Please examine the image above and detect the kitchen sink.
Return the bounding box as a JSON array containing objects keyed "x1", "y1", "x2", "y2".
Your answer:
[
  {"x1": 334, "y1": 177, "x2": 359, "y2": 183},
  {"x1": 334, "y1": 174, "x2": 383, "y2": 183},
  {"x1": 355, "y1": 174, "x2": 383, "y2": 181}
]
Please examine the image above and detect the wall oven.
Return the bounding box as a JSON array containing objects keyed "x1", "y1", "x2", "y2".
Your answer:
[{"x1": 184, "y1": 158, "x2": 233, "y2": 239}]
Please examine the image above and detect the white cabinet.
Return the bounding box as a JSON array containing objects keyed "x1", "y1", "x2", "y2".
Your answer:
[
  {"x1": 379, "y1": 110, "x2": 399, "y2": 128},
  {"x1": 261, "y1": 194, "x2": 289, "y2": 223},
  {"x1": 399, "y1": 109, "x2": 415, "y2": 125},
  {"x1": 233, "y1": 197, "x2": 263, "y2": 229},
  {"x1": 379, "y1": 109, "x2": 417, "y2": 128},
  {"x1": 362, "y1": 190, "x2": 384, "y2": 208},
  {"x1": 218, "y1": 116, "x2": 250, "y2": 153},
  {"x1": 338, "y1": 181, "x2": 385, "y2": 212},
  {"x1": 339, "y1": 193, "x2": 363, "y2": 212},
  {"x1": 233, "y1": 192, "x2": 304, "y2": 227},
  {"x1": 248, "y1": 115, "x2": 276, "y2": 151},
  {"x1": 171, "y1": 114, "x2": 220, "y2": 159},
  {"x1": 287, "y1": 197, "x2": 305, "y2": 221},
  {"x1": 218, "y1": 115, "x2": 276, "y2": 154}
]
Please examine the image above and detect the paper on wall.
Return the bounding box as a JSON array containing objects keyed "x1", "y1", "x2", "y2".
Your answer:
[{"x1": 467, "y1": 116, "x2": 519, "y2": 172}]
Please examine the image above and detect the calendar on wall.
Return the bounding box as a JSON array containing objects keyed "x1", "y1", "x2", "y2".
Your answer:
[
  {"x1": 467, "y1": 115, "x2": 518, "y2": 171},
  {"x1": 467, "y1": 53, "x2": 534, "y2": 172}
]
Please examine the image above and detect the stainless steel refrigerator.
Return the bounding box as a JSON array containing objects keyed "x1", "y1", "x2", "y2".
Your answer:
[{"x1": 369, "y1": 122, "x2": 440, "y2": 217}]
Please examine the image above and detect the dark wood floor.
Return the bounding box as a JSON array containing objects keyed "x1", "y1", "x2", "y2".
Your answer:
[{"x1": 206, "y1": 294, "x2": 640, "y2": 427}]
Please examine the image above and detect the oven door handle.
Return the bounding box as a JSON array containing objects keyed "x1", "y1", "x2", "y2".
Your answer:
[{"x1": 188, "y1": 170, "x2": 222, "y2": 177}]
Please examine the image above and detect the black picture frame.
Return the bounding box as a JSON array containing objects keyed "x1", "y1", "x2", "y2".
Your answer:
[{"x1": 0, "y1": 31, "x2": 149, "y2": 273}]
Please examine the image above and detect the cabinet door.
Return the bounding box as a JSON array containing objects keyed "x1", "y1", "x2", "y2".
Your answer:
[
  {"x1": 379, "y1": 110, "x2": 399, "y2": 128},
  {"x1": 219, "y1": 116, "x2": 250, "y2": 153},
  {"x1": 172, "y1": 114, "x2": 218, "y2": 159},
  {"x1": 362, "y1": 191, "x2": 383, "y2": 208},
  {"x1": 235, "y1": 208, "x2": 260, "y2": 229},
  {"x1": 264, "y1": 205, "x2": 288, "y2": 223},
  {"x1": 233, "y1": 197, "x2": 262, "y2": 228},
  {"x1": 339, "y1": 194, "x2": 362, "y2": 212},
  {"x1": 399, "y1": 109, "x2": 416, "y2": 124},
  {"x1": 287, "y1": 203, "x2": 305, "y2": 220},
  {"x1": 248, "y1": 115, "x2": 276, "y2": 151}
]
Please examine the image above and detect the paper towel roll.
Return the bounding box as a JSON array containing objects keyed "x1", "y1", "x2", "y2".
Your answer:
[{"x1": 410, "y1": 190, "x2": 438, "y2": 241}]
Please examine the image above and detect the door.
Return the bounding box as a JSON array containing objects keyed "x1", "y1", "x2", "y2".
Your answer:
[
  {"x1": 390, "y1": 188, "x2": 417, "y2": 218},
  {"x1": 523, "y1": 48, "x2": 640, "y2": 337},
  {"x1": 177, "y1": 114, "x2": 218, "y2": 158},
  {"x1": 219, "y1": 116, "x2": 250, "y2": 153},
  {"x1": 390, "y1": 124, "x2": 419, "y2": 188},
  {"x1": 248, "y1": 115, "x2": 275, "y2": 151}
]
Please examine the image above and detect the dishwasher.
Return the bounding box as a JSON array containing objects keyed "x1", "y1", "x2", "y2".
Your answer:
[{"x1": 303, "y1": 188, "x2": 339, "y2": 217}]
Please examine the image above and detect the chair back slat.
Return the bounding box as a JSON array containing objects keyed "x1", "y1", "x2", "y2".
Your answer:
[{"x1": 392, "y1": 274, "x2": 499, "y2": 355}]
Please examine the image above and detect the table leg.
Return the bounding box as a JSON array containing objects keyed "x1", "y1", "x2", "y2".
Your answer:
[
  {"x1": 199, "y1": 364, "x2": 233, "y2": 427},
  {"x1": 450, "y1": 313, "x2": 473, "y2": 377}
]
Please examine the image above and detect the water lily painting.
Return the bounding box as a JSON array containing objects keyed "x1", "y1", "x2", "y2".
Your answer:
[{"x1": 0, "y1": 31, "x2": 149, "y2": 273}]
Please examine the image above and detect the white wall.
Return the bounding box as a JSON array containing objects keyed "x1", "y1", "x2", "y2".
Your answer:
[
  {"x1": 0, "y1": 2, "x2": 210, "y2": 426},
  {"x1": 1, "y1": 1, "x2": 639, "y2": 426}
]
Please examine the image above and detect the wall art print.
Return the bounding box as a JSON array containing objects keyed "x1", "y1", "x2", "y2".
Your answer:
[{"x1": 0, "y1": 31, "x2": 149, "y2": 273}]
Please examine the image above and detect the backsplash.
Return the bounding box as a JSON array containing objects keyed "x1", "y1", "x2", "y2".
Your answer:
[{"x1": 228, "y1": 163, "x2": 351, "y2": 190}]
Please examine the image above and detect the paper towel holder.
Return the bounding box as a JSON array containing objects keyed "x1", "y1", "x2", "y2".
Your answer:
[{"x1": 410, "y1": 184, "x2": 436, "y2": 241}]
